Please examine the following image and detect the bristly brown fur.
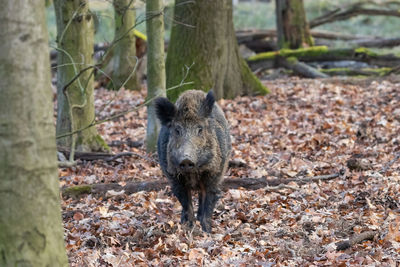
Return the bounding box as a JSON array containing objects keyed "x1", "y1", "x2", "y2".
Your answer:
[
  {"x1": 156, "y1": 90, "x2": 231, "y2": 232},
  {"x1": 175, "y1": 90, "x2": 206, "y2": 121}
]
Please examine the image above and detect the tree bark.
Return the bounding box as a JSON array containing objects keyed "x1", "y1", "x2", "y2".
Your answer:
[
  {"x1": 145, "y1": 0, "x2": 166, "y2": 153},
  {"x1": 166, "y1": 0, "x2": 268, "y2": 101},
  {"x1": 54, "y1": 0, "x2": 108, "y2": 152},
  {"x1": 0, "y1": 1, "x2": 68, "y2": 266},
  {"x1": 275, "y1": 0, "x2": 313, "y2": 49},
  {"x1": 112, "y1": 0, "x2": 140, "y2": 91}
]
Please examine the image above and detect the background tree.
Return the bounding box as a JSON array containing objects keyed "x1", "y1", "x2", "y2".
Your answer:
[
  {"x1": 112, "y1": 0, "x2": 140, "y2": 90},
  {"x1": 0, "y1": 1, "x2": 68, "y2": 265},
  {"x1": 54, "y1": 0, "x2": 108, "y2": 152},
  {"x1": 146, "y1": 0, "x2": 166, "y2": 152},
  {"x1": 166, "y1": 0, "x2": 268, "y2": 101},
  {"x1": 275, "y1": 0, "x2": 313, "y2": 49}
]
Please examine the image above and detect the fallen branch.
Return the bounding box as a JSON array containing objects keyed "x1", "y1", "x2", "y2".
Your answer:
[
  {"x1": 380, "y1": 152, "x2": 400, "y2": 174},
  {"x1": 335, "y1": 230, "x2": 378, "y2": 251},
  {"x1": 58, "y1": 149, "x2": 157, "y2": 164},
  {"x1": 108, "y1": 139, "x2": 143, "y2": 148},
  {"x1": 62, "y1": 170, "x2": 344, "y2": 198},
  {"x1": 320, "y1": 67, "x2": 392, "y2": 77},
  {"x1": 236, "y1": 29, "x2": 371, "y2": 43},
  {"x1": 248, "y1": 46, "x2": 400, "y2": 72},
  {"x1": 351, "y1": 37, "x2": 400, "y2": 48},
  {"x1": 309, "y1": 1, "x2": 400, "y2": 28},
  {"x1": 279, "y1": 57, "x2": 329, "y2": 79}
]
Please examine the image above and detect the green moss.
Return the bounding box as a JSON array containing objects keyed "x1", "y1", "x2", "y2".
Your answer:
[
  {"x1": 248, "y1": 46, "x2": 329, "y2": 61},
  {"x1": 355, "y1": 47, "x2": 378, "y2": 57},
  {"x1": 90, "y1": 134, "x2": 110, "y2": 152},
  {"x1": 63, "y1": 185, "x2": 92, "y2": 198},
  {"x1": 286, "y1": 56, "x2": 298, "y2": 64},
  {"x1": 240, "y1": 59, "x2": 270, "y2": 96}
]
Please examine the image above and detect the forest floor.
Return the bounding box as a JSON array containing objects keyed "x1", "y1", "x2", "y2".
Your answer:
[{"x1": 59, "y1": 76, "x2": 400, "y2": 266}]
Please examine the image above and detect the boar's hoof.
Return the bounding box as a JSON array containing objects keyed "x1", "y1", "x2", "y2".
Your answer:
[
  {"x1": 200, "y1": 218, "x2": 212, "y2": 233},
  {"x1": 181, "y1": 211, "x2": 195, "y2": 228}
]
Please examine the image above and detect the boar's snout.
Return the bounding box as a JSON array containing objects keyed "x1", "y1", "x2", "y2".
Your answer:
[{"x1": 179, "y1": 158, "x2": 195, "y2": 172}]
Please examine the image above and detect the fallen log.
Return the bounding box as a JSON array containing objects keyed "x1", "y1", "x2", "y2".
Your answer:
[
  {"x1": 236, "y1": 29, "x2": 371, "y2": 43},
  {"x1": 62, "y1": 170, "x2": 344, "y2": 198},
  {"x1": 320, "y1": 67, "x2": 392, "y2": 77},
  {"x1": 248, "y1": 46, "x2": 400, "y2": 72},
  {"x1": 351, "y1": 37, "x2": 400, "y2": 48},
  {"x1": 279, "y1": 57, "x2": 329, "y2": 78}
]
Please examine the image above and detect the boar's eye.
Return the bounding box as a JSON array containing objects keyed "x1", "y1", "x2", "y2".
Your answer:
[
  {"x1": 174, "y1": 126, "x2": 182, "y2": 136},
  {"x1": 197, "y1": 126, "x2": 203, "y2": 135}
]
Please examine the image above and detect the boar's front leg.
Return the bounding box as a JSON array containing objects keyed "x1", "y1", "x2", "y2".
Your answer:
[
  {"x1": 198, "y1": 183, "x2": 221, "y2": 233},
  {"x1": 171, "y1": 180, "x2": 195, "y2": 227}
]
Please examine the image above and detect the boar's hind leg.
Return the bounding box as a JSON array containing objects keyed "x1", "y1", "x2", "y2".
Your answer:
[
  {"x1": 199, "y1": 187, "x2": 221, "y2": 233},
  {"x1": 171, "y1": 181, "x2": 195, "y2": 227}
]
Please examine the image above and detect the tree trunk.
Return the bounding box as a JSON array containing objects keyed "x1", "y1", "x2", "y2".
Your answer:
[
  {"x1": 275, "y1": 0, "x2": 313, "y2": 49},
  {"x1": 112, "y1": 0, "x2": 140, "y2": 91},
  {"x1": 166, "y1": 0, "x2": 268, "y2": 101},
  {"x1": 54, "y1": 0, "x2": 108, "y2": 152},
  {"x1": 0, "y1": 1, "x2": 68, "y2": 266},
  {"x1": 146, "y1": 0, "x2": 166, "y2": 152},
  {"x1": 46, "y1": 0, "x2": 53, "y2": 7}
]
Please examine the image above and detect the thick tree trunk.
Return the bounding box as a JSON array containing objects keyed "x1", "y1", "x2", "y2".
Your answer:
[
  {"x1": 166, "y1": 0, "x2": 268, "y2": 101},
  {"x1": 275, "y1": 0, "x2": 313, "y2": 49},
  {"x1": 112, "y1": 0, "x2": 140, "y2": 91},
  {"x1": 0, "y1": 1, "x2": 68, "y2": 266},
  {"x1": 146, "y1": 0, "x2": 166, "y2": 152},
  {"x1": 54, "y1": 0, "x2": 108, "y2": 152}
]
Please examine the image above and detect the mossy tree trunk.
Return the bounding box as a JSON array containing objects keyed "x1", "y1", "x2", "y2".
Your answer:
[
  {"x1": 166, "y1": 0, "x2": 268, "y2": 101},
  {"x1": 54, "y1": 0, "x2": 108, "y2": 152},
  {"x1": 46, "y1": 0, "x2": 53, "y2": 8},
  {"x1": 146, "y1": 0, "x2": 166, "y2": 153},
  {"x1": 112, "y1": 0, "x2": 140, "y2": 91},
  {"x1": 0, "y1": 1, "x2": 68, "y2": 266},
  {"x1": 275, "y1": 0, "x2": 313, "y2": 49}
]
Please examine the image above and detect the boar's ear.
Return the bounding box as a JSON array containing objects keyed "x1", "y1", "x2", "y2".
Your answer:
[
  {"x1": 155, "y1": 97, "x2": 176, "y2": 126},
  {"x1": 199, "y1": 91, "x2": 215, "y2": 117}
]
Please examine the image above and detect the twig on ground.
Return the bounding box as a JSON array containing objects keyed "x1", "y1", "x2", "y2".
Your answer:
[
  {"x1": 335, "y1": 230, "x2": 378, "y2": 251},
  {"x1": 380, "y1": 152, "x2": 400, "y2": 174},
  {"x1": 104, "y1": 152, "x2": 157, "y2": 164},
  {"x1": 296, "y1": 170, "x2": 345, "y2": 184},
  {"x1": 264, "y1": 184, "x2": 299, "y2": 192}
]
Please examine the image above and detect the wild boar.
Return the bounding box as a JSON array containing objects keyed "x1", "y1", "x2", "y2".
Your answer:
[{"x1": 155, "y1": 90, "x2": 231, "y2": 232}]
